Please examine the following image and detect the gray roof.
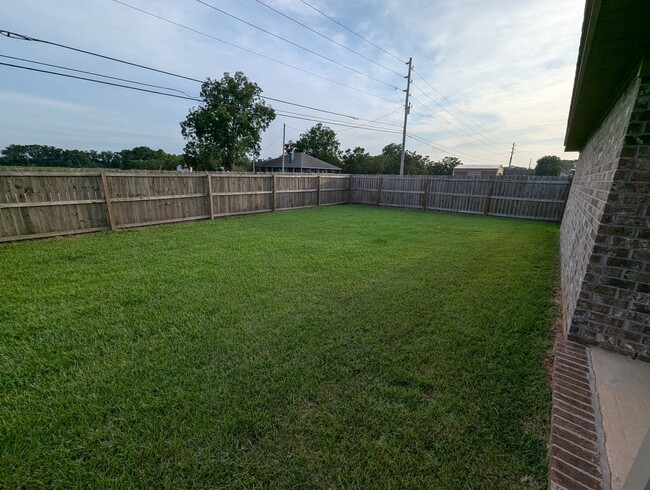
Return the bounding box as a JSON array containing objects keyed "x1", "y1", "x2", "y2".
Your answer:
[
  {"x1": 257, "y1": 152, "x2": 341, "y2": 171},
  {"x1": 564, "y1": 0, "x2": 650, "y2": 151}
]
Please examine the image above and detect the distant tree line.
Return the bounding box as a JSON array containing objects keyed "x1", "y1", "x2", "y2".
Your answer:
[{"x1": 0, "y1": 144, "x2": 184, "y2": 170}]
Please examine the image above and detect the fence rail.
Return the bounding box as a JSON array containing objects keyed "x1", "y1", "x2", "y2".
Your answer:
[{"x1": 0, "y1": 172, "x2": 570, "y2": 242}]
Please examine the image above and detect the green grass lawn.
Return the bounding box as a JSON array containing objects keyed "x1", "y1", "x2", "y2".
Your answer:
[{"x1": 0, "y1": 205, "x2": 558, "y2": 488}]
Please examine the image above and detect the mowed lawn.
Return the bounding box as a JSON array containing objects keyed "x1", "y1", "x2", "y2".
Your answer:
[{"x1": 0, "y1": 205, "x2": 558, "y2": 488}]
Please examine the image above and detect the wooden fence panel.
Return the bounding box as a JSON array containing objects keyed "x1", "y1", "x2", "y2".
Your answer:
[
  {"x1": 0, "y1": 171, "x2": 571, "y2": 243},
  {"x1": 212, "y1": 174, "x2": 272, "y2": 217},
  {"x1": 275, "y1": 175, "x2": 318, "y2": 210},
  {"x1": 0, "y1": 172, "x2": 108, "y2": 241},
  {"x1": 105, "y1": 173, "x2": 209, "y2": 228},
  {"x1": 320, "y1": 175, "x2": 350, "y2": 205}
]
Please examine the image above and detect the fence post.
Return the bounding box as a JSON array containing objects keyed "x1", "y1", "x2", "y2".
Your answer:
[
  {"x1": 206, "y1": 173, "x2": 214, "y2": 219},
  {"x1": 421, "y1": 178, "x2": 430, "y2": 211},
  {"x1": 483, "y1": 177, "x2": 495, "y2": 216},
  {"x1": 317, "y1": 174, "x2": 322, "y2": 206},
  {"x1": 272, "y1": 174, "x2": 277, "y2": 211},
  {"x1": 348, "y1": 175, "x2": 353, "y2": 204},
  {"x1": 100, "y1": 172, "x2": 116, "y2": 230},
  {"x1": 377, "y1": 175, "x2": 384, "y2": 206}
]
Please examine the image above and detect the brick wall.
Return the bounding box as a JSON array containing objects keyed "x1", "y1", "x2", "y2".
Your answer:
[{"x1": 561, "y1": 74, "x2": 650, "y2": 360}]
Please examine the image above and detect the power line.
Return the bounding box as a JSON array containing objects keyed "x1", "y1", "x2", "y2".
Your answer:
[
  {"x1": 195, "y1": 0, "x2": 399, "y2": 90},
  {"x1": 0, "y1": 62, "x2": 201, "y2": 101},
  {"x1": 272, "y1": 3, "x2": 514, "y2": 148},
  {"x1": 298, "y1": 0, "x2": 404, "y2": 63},
  {"x1": 406, "y1": 134, "x2": 503, "y2": 165},
  {"x1": 108, "y1": 2, "x2": 401, "y2": 106},
  {"x1": 409, "y1": 104, "x2": 507, "y2": 157},
  {"x1": 410, "y1": 87, "x2": 508, "y2": 153},
  {"x1": 412, "y1": 68, "x2": 513, "y2": 146},
  {"x1": 337, "y1": 108, "x2": 403, "y2": 133},
  {"x1": 412, "y1": 97, "x2": 506, "y2": 152},
  {"x1": 261, "y1": 129, "x2": 283, "y2": 151},
  {"x1": 1, "y1": 28, "x2": 201, "y2": 84},
  {"x1": 252, "y1": 0, "x2": 403, "y2": 77},
  {"x1": 275, "y1": 111, "x2": 401, "y2": 134},
  {"x1": 0, "y1": 34, "x2": 376, "y2": 120},
  {"x1": 0, "y1": 54, "x2": 198, "y2": 97}
]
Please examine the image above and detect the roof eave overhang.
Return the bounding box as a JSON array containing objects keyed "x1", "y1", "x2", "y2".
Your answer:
[{"x1": 564, "y1": 0, "x2": 650, "y2": 152}]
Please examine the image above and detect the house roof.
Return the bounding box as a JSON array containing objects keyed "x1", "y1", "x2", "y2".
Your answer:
[
  {"x1": 564, "y1": 0, "x2": 650, "y2": 151},
  {"x1": 257, "y1": 152, "x2": 342, "y2": 171},
  {"x1": 454, "y1": 164, "x2": 503, "y2": 170}
]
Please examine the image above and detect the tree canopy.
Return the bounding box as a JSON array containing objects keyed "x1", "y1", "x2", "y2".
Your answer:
[
  {"x1": 534, "y1": 155, "x2": 563, "y2": 176},
  {"x1": 0, "y1": 144, "x2": 183, "y2": 170},
  {"x1": 285, "y1": 123, "x2": 342, "y2": 166},
  {"x1": 180, "y1": 72, "x2": 275, "y2": 171}
]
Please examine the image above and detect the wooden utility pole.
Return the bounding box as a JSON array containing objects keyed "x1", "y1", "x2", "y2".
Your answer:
[
  {"x1": 399, "y1": 57, "x2": 413, "y2": 176},
  {"x1": 508, "y1": 143, "x2": 516, "y2": 168},
  {"x1": 282, "y1": 123, "x2": 286, "y2": 172}
]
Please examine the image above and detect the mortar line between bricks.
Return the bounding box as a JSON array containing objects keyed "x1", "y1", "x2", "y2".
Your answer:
[
  {"x1": 554, "y1": 406, "x2": 598, "y2": 428},
  {"x1": 556, "y1": 376, "x2": 591, "y2": 397},
  {"x1": 553, "y1": 432, "x2": 600, "y2": 457},
  {"x1": 554, "y1": 373, "x2": 593, "y2": 392},
  {"x1": 552, "y1": 443, "x2": 603, "y2": 475},
  {"x1": 552, "y1": 456, "x2": 603, "y2": 488},
  {"x1": 552, "y1": 469, "x2": 592, "y2": 490},
  {"x1": 555, "y1": 352, "x2": 590, "y2": 366}
]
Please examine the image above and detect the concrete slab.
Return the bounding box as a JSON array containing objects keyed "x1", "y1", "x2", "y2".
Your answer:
[{"x1": 590, "y1": 348, "x2": 650, "y2": 489}]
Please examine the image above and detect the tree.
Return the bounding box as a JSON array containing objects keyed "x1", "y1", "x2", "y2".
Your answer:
[
  {"x1": 285, "y1": 123, "x2": 341, "y2": 166},
  {"x1": 341, "y1": 147, "x2": 380, "y2": 174},
  {"x1": 180, "y1": 72, "x2": 275, "y2": 170},
  {"x1": 535, "y1": 155, "x2": 563, "y2": 176},
  {"x1": 427, "y1": 156, "x2": 462, "y2": 175}
]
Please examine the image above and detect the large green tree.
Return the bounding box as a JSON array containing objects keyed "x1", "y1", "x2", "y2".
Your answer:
[
  {"x1": 285, "y1": 123, "x2": 341, "y2": 166},
  {"x1": 534, "y1": 155, "x2": 563, "y2": 176},
  {"x1": 180, "y1": 72, "x2": 275, "y2": 170}
]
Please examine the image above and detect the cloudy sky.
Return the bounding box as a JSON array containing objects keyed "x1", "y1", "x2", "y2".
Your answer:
[{"x1": 0, "y1": 0, "x2": 585, "y2": 166}]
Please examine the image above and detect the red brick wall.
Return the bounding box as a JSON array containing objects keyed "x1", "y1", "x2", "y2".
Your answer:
[{"x1": 561, "y1": 74, "x2": 650, "y2": 360}]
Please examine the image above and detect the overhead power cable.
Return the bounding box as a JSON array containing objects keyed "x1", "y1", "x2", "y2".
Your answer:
[
  {"x1": 412, "y1": 68, "x2": 513, "y2": 146},
  {"x1": 275, "y1": 111, "x2": 401, "y2": 134},
  {"x1": 0, "y1": 54, "x2": 198, "y2": 97},
  {"x1": 288, "y1": 2, "x2": 513, "y2": 147},
  {"x1": 252, "y1": 0, "x2": 403, "y2": 77},
  {"x1": 0, "y1": 62, "x2": 201, "y2": 101},
  {"x1": 298, "y1": 0, "x2": 404, "y2": 63},
  {"x1": 195, "y1": 0, "x2": 399, "y2": 90},
  {"x1": 410, "y1": 93, "x2": 508, "y2": 154},
  {"x1": 108, "y1": 2, "x2": 401, "y2": 106},
  {"x1": 407, "y1": 134, "x2": 502, "y2": 165},
  {"x1": 0, "y1": 33, "x2": 374, "y2": 120}
]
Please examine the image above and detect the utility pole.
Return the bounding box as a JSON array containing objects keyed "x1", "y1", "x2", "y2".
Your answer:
[
  {"x1": 528, "y1": 158, "x2": 532, "y2": 170},
  {"x1": 281, "y1": 123, "x2": 286, "y2": 172},
  {"x1": 507, "y1": 142, "x2": 516, "y2": 168},
  {"x1": 399, "y1": 57, "x2": 413, "y2": 176}
]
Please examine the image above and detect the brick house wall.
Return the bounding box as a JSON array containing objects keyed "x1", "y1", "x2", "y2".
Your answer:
[{"x1": 561, "y1": 73, "x2": 650, "y2": 360}]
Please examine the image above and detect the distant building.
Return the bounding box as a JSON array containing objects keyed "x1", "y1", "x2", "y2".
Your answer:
[
  {"x1": 257, "y1": 152, "x2": 342, "y2": 173},
  {"x1": 453, "y1": 164, "x2": 503, "y2": 177}
]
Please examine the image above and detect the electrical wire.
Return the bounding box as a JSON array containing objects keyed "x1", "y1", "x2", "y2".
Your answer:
[
  {"x1": 195, "y1": 0, "x2": 399, "y2": 90},
  {"x1": 411, "y1": 88, "x2": 508, "y2": 152},
  {"x1": 0, "y1": 54, "x2": 198, "y2": 98},
  {"x1": 298, "y1": 0, "x2": 404, "y2": 63},
  {"x1": 252, "y1": 0, "x2": 403, "y2": 78},
  {"x1": 106, "y1": 2, "x2": 402, "y2": 106},
  {"x1": 413, "y1": 68, "x2": 513, "y2": 146},
  {"x1": 0, "y1": 62, "x2": 201, "y2": 101},
  {"x1": 407, "y1": 134, "x2": 503, "y2": 165}
]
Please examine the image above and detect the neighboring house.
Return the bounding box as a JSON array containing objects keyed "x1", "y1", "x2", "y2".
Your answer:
[
  {"x1": 560, "y1": 0, "x2": 649, "y2": 361},
  {"x1": 453, "y1": 164, "x2": 503, "y2": 177},
  {"x1": 257, "y1": 152, "x2": 342, "y2": 173}
]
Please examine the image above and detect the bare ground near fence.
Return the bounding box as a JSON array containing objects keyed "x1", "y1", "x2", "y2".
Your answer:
[{"x1": 0, "y1": 172, "x2": 570, "y2": 242}]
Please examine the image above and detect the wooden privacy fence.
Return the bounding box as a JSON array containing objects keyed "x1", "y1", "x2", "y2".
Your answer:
[
  {"x1": 0, "y1": 172, "x2": 571, "y2": 242},
  {"x1": 0, "y1": 172, "x2": 350, "y2": 242},
  {"x1": 351, "y1": 175, "x2": 571, "y2": 221}
]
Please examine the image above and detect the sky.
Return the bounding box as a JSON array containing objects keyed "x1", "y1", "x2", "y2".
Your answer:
[{"x1": 0, "y1": 0, "x2": 585, "y2": 167}]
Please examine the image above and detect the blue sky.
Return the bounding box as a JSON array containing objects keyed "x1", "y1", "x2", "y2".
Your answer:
[{"x1": 0, "y1": 0, "x2": 584, "y2": 166}]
